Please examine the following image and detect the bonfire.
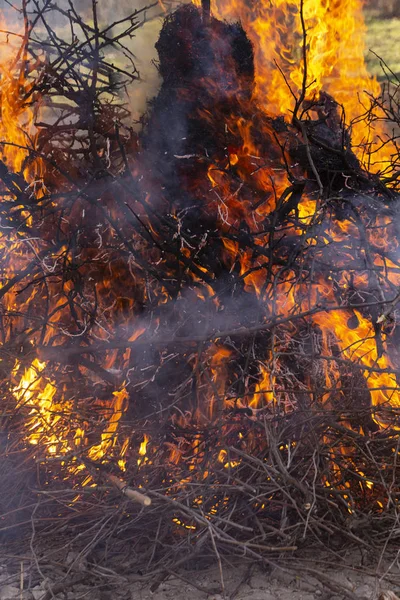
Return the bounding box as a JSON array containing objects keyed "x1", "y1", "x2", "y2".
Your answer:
[{"x1": 0, "y1": 0, "x2": 399, "y2": 596}]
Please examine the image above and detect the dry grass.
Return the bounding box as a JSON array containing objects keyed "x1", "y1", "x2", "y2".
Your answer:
[{"x1": 365, "y1": 14, "x2": 400, "y2": 80}]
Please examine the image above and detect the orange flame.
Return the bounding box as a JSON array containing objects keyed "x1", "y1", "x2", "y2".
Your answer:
[
  {"x1": 315, "y1": 310, "x2": 400, "y2": 428},
  {"x1": 202, "y1": 0, "x2": 394, "y2": 175},
  {"x1": 0, "y1": 19, "x2": 43, "y2": 180}
]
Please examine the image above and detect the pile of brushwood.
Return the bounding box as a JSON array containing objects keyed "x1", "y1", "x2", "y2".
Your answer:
[{"x1": 0, "y1": 1, "x2": 399, "y2": 596}]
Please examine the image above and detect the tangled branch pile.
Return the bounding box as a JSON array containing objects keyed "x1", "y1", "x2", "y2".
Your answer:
[{"x1": 0, "y1": 0, "x2": 399, "y2": 591}]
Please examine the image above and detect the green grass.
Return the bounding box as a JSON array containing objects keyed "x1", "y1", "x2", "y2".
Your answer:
[{"x1": 365, "y1": 15, "x2": 400, "y2": 80}]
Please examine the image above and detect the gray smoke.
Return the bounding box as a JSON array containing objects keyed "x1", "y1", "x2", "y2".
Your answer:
[{"x1": 0, "y1": 0, "x2": 184, "y2": 125}]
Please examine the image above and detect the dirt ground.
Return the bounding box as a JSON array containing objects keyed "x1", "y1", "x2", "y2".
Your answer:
[
  {"x1": 0, "y1": 548, "x2": 399, "y2": 600},
  {"x1": 134, "y1": 560, "x2": 400, "y2": 600}
]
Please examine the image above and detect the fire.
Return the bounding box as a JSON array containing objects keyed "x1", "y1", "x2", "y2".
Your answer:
[
  {"x1": 0, "y1": 0, "x2": 398, "y2": 528},
  {"x1": 315, "y1": 310, "x2": 400, "y2": 428},
  {"x1": 139, "y1": 434, "x2": 149, "y2": 456},
  {"x1": 0, "y1": 13, "x2": 145, "y2": 482},
  {"x1": 12, "y1": 359, "x2": 71, "y2": 455},
  {"x1": 12, "y1": 359, "x2": 132, "y2": 474},
  {"x1": 0, "y1": 18, "x2": 43, "y2": 180},
  {"x1": 87, "y1": 386, "x2": 130, "y2": 462},
  {"x1": 250, "y1": 363, "x2": 275, "y2": 409},
  {"x1": 137, "y1": 434, "x2": 150, "y2": 466},
  {"x1": 217, "y1": 448, "x2": 240, "y2": 468},
  {"x1": 204, "y1": 0, "x2": 394, "y2": 176}
]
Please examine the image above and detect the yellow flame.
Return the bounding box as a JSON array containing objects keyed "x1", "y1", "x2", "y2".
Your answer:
[
  {"x1": 88, "y1": 386, "x2": 129, "y2": 462},
  {"x1": 13, "y1": 359, "x2": 71, "y2": 455},
  {"x1": 139, "y1": 434, "x2": 149, "y2": 456}
]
